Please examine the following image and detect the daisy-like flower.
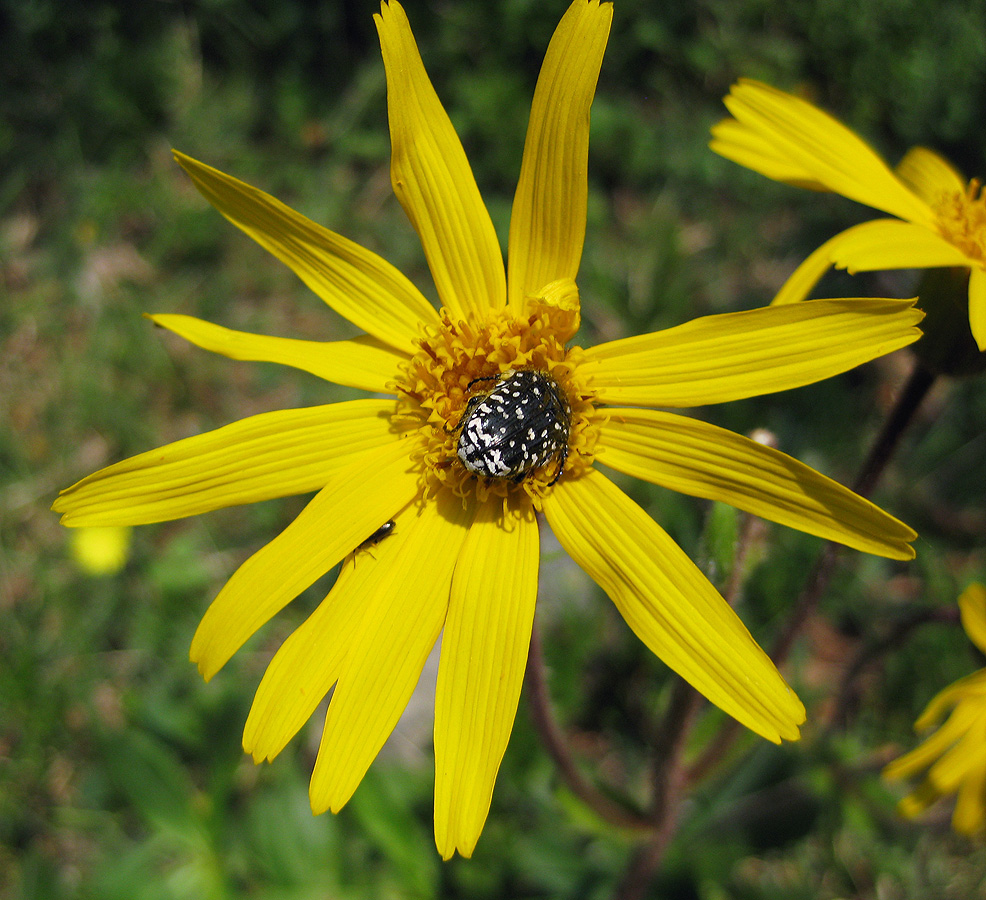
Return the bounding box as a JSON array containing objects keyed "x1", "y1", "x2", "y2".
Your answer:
[
  {"x1": 710, "y1": 79, "x2": 986, "y2": 350},
  {"x1": 883, "y1": 584, "x2": 986, "y2": 837},
  {"x1": 55, "y1": 1, "x2": 921, "y2": 858}
]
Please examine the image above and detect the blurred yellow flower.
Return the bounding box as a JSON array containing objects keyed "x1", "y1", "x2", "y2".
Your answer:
[
  {"x1": 711, "y1": 79, "x2": 986, "y2": 351},
  {"x1": 69, "y1": 525, "x2": 131, "y2": 576},
  {"x1": 55, "y1": 2, "x2": 920, "y2": 858},
  {"x1": 883, "y1": 583, "x2": 986, "y2": 837}
]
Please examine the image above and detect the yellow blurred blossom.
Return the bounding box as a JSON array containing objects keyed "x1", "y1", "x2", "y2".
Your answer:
[{"x1": 884, "y1": 584, "x2": 986, "y2": 837}]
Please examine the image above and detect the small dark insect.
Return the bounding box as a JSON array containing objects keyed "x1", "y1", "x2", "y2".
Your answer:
[
  {"x1": 456, "y1": 369, "x2": 571, "y2": 485},
  {"x1": 354, "y1": 520, "x2": 396, "y2": 556}
]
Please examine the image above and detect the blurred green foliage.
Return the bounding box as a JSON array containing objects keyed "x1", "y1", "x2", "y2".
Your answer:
[{"x1": 3, "y1": 0, "x2": 986, "y2": 897}]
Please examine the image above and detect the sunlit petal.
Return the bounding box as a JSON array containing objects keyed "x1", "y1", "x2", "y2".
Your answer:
[
  {"x1": 828, "y1": 218, "x2": 972, "y2": 272},
  {"x1": 507, "y1": 0, "x2": 612, "y2": 311},
  {"x1": 243, "y1": 501, "x2": 418, "y2": 763},
  {"x1": 770, "y1": 227, "x2": 863, "y2": 306},
  {"x1": 190, "y1": 437, "x2": 423, "y2": 681},
  {"x1": 150, "y1": 314, "x2": 406, "y2": 393},
  {"x1": 375, "y1": 1, "x2": 505, "y2": 321},
  {"x1": 174, "y1": 151, "x2": 437, "y2": 351},
  {"x1": 542, "y1": 468, "x2": 805, "y2": 743},
  {"x1": 720, "y1": 80, "x2": 934, "y2": 227},
  {"x1": 434, "y1": 496, "x2": 539, "y2": 859},
  {"x1": 53, "y1": 401, "x2": 398, "y2": 526},
  {"x1": 709, "y1": 117, "x2": 828, "y2": 191},
  {"x1": 309, "y1": 490, "x2": 475, "y2": 813},
  {"x1": 598, "y1": 408, "x2": 915, "y2": 559},
  {"x1": 583, "y1": 299, "x2": 922, "y2": 407}
]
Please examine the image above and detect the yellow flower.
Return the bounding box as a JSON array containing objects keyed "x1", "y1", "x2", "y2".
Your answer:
[
  {"x1": 883, "y1": 584, "x2": 986, "y2": 837},
  {"x1": 54, "y1": 1, "x2": 920, "y2": 858},
  {"x1": 69, "y1": 525, "x2": 132, "y2": 576},
  {"x1": 710, "y1": 79, "x2": 986, "y2": 351}
]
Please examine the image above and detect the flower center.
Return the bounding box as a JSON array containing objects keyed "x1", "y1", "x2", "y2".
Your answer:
[
  {"x1": 934, "y1": 178, "x2": 986, "y2": 264},
  {"x1": 392, "y1": 303, "x2": 598, "y2": 507}
]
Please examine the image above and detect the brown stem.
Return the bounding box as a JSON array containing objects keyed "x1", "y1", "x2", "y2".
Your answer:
[
  {"x1": 612, "y1": 500, "x2": 765, "y2": 894},
  {"x1": 852, "y1": 361, "x2": 937, "y2": 498},
  {"x1": 777, "y1": 360, "x2": 936, "y2": 661},
  {"x1": 525, "y1": 623, "x2": 654, "y2": 832},
  {"x1": 613, "y1": 678, "x2": 700, "y2": 900},
  {"x1": 775, "y1": 359, "x2": 936, "y2": 661},
  {"x1": 824, "y1": 605, "x2": 961, "y2": 732},
  {"x1": 722, "y1": 509, "x2": 763, "y2": 607}
]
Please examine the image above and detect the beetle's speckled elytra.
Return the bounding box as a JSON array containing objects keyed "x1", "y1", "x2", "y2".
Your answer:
[{"x1": 455, "y1": 369, "x2": 572, "y2": 485}]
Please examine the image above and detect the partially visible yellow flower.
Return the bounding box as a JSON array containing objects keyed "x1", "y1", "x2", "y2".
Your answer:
[
  {"x1": 69, "y1": 525, "x2": 131, "y2": 576},
  {"x1": 54, "y1": 3, "x2": 920, "y2": 858},
  {"x1": 710, "y1": 79, "x2": 986, "y2": 351},
  {"x1": 883, "y1": 584, "x2": 986, "y2": 837}
]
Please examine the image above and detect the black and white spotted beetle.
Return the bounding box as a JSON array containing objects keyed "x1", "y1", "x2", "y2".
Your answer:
[{"x1": 456, "y1": 369, "x2": 571, "y2": 485}]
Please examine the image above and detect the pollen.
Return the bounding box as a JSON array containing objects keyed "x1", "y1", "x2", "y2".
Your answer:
[
  {"x1": 392, "y1": 301, "x2": 599, "y2": 507},
  {"x1": 934, "y1": 178, "x2": 986, "y2": 265}
]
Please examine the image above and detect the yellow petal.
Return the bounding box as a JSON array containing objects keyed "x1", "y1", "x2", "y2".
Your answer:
[
  {"x1": 374, "y1": 1, "x2": 505, "y2": 321},
  {"x1": 433, "y1": 496, "x2": 539, "y2": 859},
  {"x1": 896, "y1": 147, "x2": 967, "y2": 205},
  {"x1": 896, "y1": 780, "x2": 940, "y2": 819},
  {"x1": 243, "y1": 502, "x2": 417, "y2": 763},
  {"x1": 721, "y1": 80, "x2": 934, "y2": 228},
  {"x1": 190, "y1": 436, "x2": 423, "y2": 680},
  {"x1": 709, "y1": 117, "x2": 828, "y2": 191},
  {"x1": 53, "y1": 401, "x2": 398, "y2": 526},
  {"x1": 770, "y1": 219, "x2": 970, "y2": 306},
  {"x1": 827, "y1": 218, "x2": 972, "y2": 272},
  {"x1": 915, "y1": 669, "x2": 986, "y2": 733},
  {"x1": 309, "y1": 490, "x2": 475, "y2": 813},
  {"x1": 542, "y1": 468, "x2": 805, "y2": 743},
  {"x1": 772, "y1": 220, "x2": 972, "y2": 306},
  {"x1": 506, "y1": 0, "x2": 612, "y2": 311},
  {"x1": 528, "y1": 277, "x2": 581, "y2": 343},
  {"x1": 150, "y1": 314, "x2": 406, "y2": 393},
  {"x1": 883, "y1": 700, "x2": 980, "y2": 782},
  {"x1": 952, "y1": 747, "x2": 986, "y2": 836},
  {"x1": 582, "y1": 298, "x2": 923, "y2": 407},
  {"x1": 968, "y1": 266, "x2": 986, "y2": 351},
  {"x1": 173, "y1": 151, "x2": 437, "y2": 352},
  {"x1": 770, "y1": 228, "x2": 857, "y2": 305},
  {"x1": 598, "y1": 409, "x2": 916, "y2": 560},
  {"x1": 924, "y1": 715, "x2": 986, "y2": 795},
  {"x1": 959, "y1": 583, "x2": 986, "y2": 655}
]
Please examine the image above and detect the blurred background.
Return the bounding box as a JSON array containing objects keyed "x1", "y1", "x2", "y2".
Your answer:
[{"x1": 3, "y1": 0, "x2": 986, "y2": 896}]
